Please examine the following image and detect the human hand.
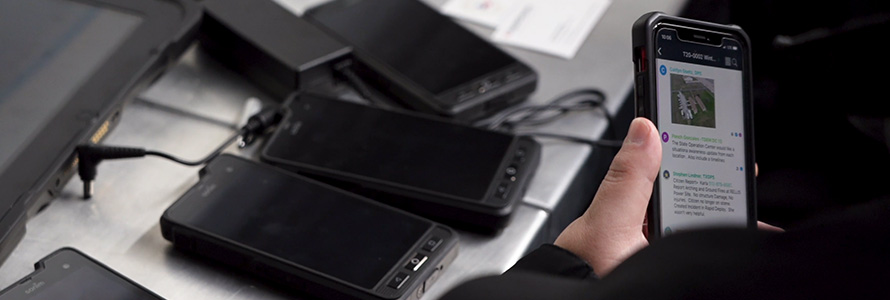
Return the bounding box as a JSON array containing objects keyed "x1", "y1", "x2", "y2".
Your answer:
[
  {"x1": 554, "y1": 118, "x2": 783, "y2": 277},
  {"x1": 753, "y1": 164, "x2": 784, "y2": 232},
  {"x1": 554, "y1": 117, "x2": 659, "y2": 277}
]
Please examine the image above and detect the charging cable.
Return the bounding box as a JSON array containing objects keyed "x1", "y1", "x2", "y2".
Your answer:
[
  {"x1": 480, "y1": 88, "x2": 622, "y2": 148},
  {"x1": 332, "y1": 59, "x2": 391, "y2": 108},
  {"x1": 76, "y1": 106, "x2": 284, "y2": 199}
]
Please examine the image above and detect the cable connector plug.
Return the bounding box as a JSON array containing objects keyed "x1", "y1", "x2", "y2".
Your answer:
[
  {"x1": 74, "y1": 106, "x2": 284, "y2": 199},
  {"x1": 76, "y1": 145, "x2": 146, "y2": 199},
  {"x1": 238, "y1": 106, "x2": 285, "y2": 148}
]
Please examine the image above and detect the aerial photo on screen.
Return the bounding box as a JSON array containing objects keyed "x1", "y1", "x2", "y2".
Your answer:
[{"x1": 670, "y1": 73, "x2": 715, "y2": 128}]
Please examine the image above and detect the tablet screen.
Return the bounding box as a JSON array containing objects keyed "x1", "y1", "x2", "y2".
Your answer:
[{"x1": 0, "y1": 0, "x2": 141, "y2": 171}]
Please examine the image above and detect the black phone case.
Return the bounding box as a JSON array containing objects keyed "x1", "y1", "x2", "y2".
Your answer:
[
  {"x1": 304, "y1": 0, "x2": 537, "y2": 121},
  {"x1": 632, "y1": 12, "x2": 757, "y2": 240},
  {"x1": 0, "y1": 0, "x2": 201, "y2": 268},
  {"x1": 160, "y1": 155, "x2": 459, "y2": 300},
  {"x1": 260, "y1": 92, "x2": 541, "y2": 233},
  {"x1": 0, "y1": 247, "x2": 163, "y2": 299}
]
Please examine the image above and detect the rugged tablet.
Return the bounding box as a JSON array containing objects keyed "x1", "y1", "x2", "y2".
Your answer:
[{"x1": 0, "y1": 0, "x2": 201, "y2": 265}]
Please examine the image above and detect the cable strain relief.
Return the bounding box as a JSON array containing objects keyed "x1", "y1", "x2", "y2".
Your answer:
[{"x1": 85, "y1": 145, "x2": 147, "y2": 159}]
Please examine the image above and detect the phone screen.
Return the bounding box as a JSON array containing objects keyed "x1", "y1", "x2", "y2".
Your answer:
[{"x1": 653, "y1": 27, "x2": 749, "y2": 235}]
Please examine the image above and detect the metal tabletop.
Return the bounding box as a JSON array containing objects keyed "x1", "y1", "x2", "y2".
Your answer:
[{"x1": 0, "y1": 0, "x2": 684, "y2": 299}]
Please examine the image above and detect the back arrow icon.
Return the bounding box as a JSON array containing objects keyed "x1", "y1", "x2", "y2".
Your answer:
[{"x1": 657, "y1": 47, "x2": 662, "y2": 55}]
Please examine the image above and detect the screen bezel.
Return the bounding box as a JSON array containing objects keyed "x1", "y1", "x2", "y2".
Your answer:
[
  {"x1": 0, "y1": 248, "x2": 162, "y2": 300},
  {"x1": 640, "y1": 16, "x2": 757, "y2": 239}
]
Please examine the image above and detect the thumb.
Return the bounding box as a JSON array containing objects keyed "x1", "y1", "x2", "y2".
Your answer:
[
  {"x1": 555, "y1": 118, "x2": 662, "y2": 276},
  {"x1": 585, "y1": 117, "x2": 662, "y2": 233}
]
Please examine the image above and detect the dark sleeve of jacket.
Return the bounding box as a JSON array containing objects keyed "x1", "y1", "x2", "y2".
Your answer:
[
  {"x1": 440, "y1": 199, "x2": 890, "y2": 300},
  {"x1": 506, "y1": 244, "x2": 598, "y2": 279},
  {"x1": 439, "y1": 244, "x2": 599, "y2": 300}
]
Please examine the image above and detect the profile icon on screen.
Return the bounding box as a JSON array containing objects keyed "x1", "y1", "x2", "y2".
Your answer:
[{"x1": 663, "y1": 170, "x2": 670, "y2": 179}]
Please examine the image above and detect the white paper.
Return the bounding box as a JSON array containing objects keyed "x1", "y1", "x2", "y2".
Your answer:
[
  {"x1": 441, "y1": 0, "x2": 525, "y2": 28},
  {"x1": 491, "y1": 0, "x2": 611, "y2": 59}
]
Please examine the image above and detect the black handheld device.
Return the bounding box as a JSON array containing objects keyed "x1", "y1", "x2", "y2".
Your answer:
[
  {"x1": 304, "y1": 0, "x2": 538, "y2": 121},
  {"x1": 261, "y1": 93, "x2": 541, "y2": 232},
  {"x1": 161, "y1": 154, "x2": 458, "y2": 300},
  {"x1": 0, "y1": 248, "x2": 162, "y2": 300},
  {"x1": 632, "y1": 13, "x2": 757, "y2": 239}
]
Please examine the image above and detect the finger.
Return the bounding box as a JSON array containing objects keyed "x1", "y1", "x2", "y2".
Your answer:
[
  {"x1": 585, "y1": 118, "x2": 662, "y2": 231},
  {"x1": 755, "y1": 163, "x2": 759, "y2": 177},
  {"x1": 757, "y1": 221, "x2": 784, "y2": 232}
]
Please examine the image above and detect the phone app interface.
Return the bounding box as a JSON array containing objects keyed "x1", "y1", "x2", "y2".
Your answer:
[{"x1": 654, "y1": 28, "x2": 747, "y2": 235}]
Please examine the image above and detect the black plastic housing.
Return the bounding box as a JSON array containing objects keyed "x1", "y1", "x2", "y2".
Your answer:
[
  {"x1": 0, "y1": 248, "x2": 163, "y2": 299},
  {"x1": 199, "y1": 0, "x2": 353, "y2": 99},
  {"x1": 631, "y1": 12, "x2": 757, "y2": 240},
  {"x1": 161, "y1": 155, "x2": 459, "y2": 300}
]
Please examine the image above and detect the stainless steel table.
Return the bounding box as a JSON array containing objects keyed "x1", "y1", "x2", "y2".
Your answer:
[{"x1": 0, "y1": 0, "x2": 684, "y2": 299}]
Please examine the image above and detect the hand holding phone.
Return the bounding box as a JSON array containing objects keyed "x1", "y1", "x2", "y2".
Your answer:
[
  {"x1": 632, "y1": 12, "x2": 757, "y2": 239},
  {"x1": 554, "y1": 117, "x2": 660, "y2": 276}
]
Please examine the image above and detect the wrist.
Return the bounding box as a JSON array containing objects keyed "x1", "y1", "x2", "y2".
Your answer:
[{"x1": 554, "y1": 215, "x2": 598, "y2": 268}]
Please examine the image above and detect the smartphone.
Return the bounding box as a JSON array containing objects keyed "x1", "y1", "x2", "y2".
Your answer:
[
  {"x1": 0, "y1": 248, "x2": 162, "y2": 300},
  {"x1": 161, "y1": 154, "x2": 458, "y2": 300},
  {"x1": 304, "y1": 0, "x2": 538, "y2": 121},
  {"x1": 260, "y1": 92, "x2": 540, "y2": 232},
  {"x1": 632, "y1": 12, "x2": 757, "y2": 239}
]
